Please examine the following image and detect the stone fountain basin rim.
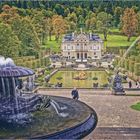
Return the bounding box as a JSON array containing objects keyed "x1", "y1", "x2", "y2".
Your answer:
[
  {"x1": 34, "y1": 114, "x2": 96, "y2": 139},
  {"x1": 33, "y1": 95, "x2": 98, "y2": 139}
]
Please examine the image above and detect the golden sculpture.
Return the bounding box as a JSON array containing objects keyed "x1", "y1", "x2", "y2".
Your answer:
[{"x1": 74, "y1": 71, "x2": 87, "y2": 80}]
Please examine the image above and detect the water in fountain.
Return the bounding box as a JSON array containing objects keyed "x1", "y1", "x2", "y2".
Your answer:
[
  {"x1": 112, "y1": 36, "x2": 140, "y2": 94},
  {"x1": 118, "y1": 36, "x2": 140, "y2": 67},
  {"x1": 50, "y1": 99, "x2": 68, "y2": 117}
]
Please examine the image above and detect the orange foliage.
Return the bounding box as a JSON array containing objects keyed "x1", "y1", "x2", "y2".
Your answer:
[
  {"x1": 0, "y1": 5, "x2": 19, "y2": 24},
  {"x1": 121, "y1": 8, "x2": 138, "y2": 41},
  {"x1": 52, "y1": 15, "x2": 68, "y2": 40}
]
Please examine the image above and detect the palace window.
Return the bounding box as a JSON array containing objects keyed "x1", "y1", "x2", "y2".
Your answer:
[
  {"x1": 77, "y1": 45, "x2": 80, "y2": 50},
  {"x1": 93, "y1": 46, "x2": 96, "y2": 50},
  {"x1": 67, "y1": 45, "x2": 71, "y2": 50}
]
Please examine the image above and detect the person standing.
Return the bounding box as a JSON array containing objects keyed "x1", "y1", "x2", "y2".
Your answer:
[
  {"x1": 129, "y1": 81, "x2": 132, "y2": 88},
  {"x1": 136, "y1": 81, "x2": 140, "y2": 88},
  {"x1": 71, "y1": 87, "x2": 79, "y2": 100}
]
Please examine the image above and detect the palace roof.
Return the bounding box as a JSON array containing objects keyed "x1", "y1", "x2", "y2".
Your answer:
[{"x1": 63, "y1": 33, "x2": 102, "y2": 42}]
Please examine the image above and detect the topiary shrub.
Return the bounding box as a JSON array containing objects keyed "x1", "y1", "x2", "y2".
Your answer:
[
  {"x1": 56, "y1": 77, "x2": 63, "y2": 80},
  {"x1": 92, "y1": 77, "x2": 98, "y2": 80}
]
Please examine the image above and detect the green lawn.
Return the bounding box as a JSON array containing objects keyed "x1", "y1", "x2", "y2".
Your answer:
[
  {"x1": 42, "y1": 35, "x2": 62, "y2": 53},
  {"x1": 109, "y1": 28, "x2": 121, "y2": 33},
  {"x1": 131, "y1": 102, "x2": 140, "y2": 111},
  {"x1": 99, "y1": 34, "x2": 137, "y2": 48}
]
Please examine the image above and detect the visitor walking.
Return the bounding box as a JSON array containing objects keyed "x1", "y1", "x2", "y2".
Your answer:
[
  {"x1": 129, "y1": 81, "x2": 132, "y2": 88},
  {"x1": 136, "y1": 81, "x2": 140, "y2": 88},
  {"x1": 71, "y1": 87, "x2": 79, "y2": 100}
]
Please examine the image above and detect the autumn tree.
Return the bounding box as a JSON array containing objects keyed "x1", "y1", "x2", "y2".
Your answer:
[
  {"x1": 85, "y1": 17, "x2": 96, "y2": 31},
  {"x1": 0, "y1": 5, "x2": 19, "y2": 24},
  {"x1": 52, "y1": 15, "x2": 68, "y2": 41},
  {"x1": 121, "y1": 8, "x2": 138, "y2": 41},
  {"x1": 137, "y1": 12, "x2": 140, "y2": 34}
]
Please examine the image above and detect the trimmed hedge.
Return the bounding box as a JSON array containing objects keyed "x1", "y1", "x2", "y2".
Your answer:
[{"x1": 14, "y1": 56, "x2": 50, "y2": 69}]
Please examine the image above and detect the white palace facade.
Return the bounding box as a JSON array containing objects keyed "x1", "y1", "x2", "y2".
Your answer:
[{"x1": 61, "y1": 32, "x2": 103, "y2": 62}]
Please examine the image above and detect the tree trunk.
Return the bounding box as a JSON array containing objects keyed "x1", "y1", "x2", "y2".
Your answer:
[
  {"x1": 42, "y1": 33, "x2": 46, "y2": 45},
  {"x1": 49, "y1": 32, "x2": 52, "y2": 41},
  {"x1": 55, "y1": 33, "x2": 59, "y2": 42},
  {"x1": 57, "y1": 33, "x2": 60, "y2": 42},
  {"x1": 127, "y1": 35, "x2": 131, "y2": 42},
  {"x1": 104, "y1": 31, "x2": 107, "y2": 41}
]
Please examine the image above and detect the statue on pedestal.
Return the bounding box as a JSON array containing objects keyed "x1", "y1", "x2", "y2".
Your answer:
[{"x1": 112, "y1": 71, "x2": 125, "y2": 95}]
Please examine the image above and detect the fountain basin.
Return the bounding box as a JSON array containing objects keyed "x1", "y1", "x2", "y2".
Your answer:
[
  {"x1": 0, "y1": 96, "x2": 97, "y2": 139},
  {"x1": 0, "y1": 66, "x2": 34, "y2": 77}
]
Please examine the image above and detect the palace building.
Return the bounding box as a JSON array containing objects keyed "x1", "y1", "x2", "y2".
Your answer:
[{"x1": 61, "y1": 32, "x2": 103, "y2": 62}]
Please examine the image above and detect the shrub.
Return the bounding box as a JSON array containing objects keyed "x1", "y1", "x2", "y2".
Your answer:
[
  {"x1": 56, "y1": 77, "x2": 63, "y2": 80},
  {"x1": 92, "y1": 77, "x2": 98, "y2": 80}
]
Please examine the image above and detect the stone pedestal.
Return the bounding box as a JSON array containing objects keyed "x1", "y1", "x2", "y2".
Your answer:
[{"x1": 112, "y1": 73, "x2": 125, "y2": 95}]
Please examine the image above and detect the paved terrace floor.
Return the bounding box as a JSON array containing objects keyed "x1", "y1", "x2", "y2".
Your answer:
[{"x1": 37, "y1": 89, "x2": 140, "y2": 139}]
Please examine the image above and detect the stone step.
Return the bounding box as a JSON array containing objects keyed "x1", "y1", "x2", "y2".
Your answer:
[
  {"x1": 94, "y1": 127, "x2": 140, "y2": 133},
  {"x1": 93, "y1": 135, "x2": 140, "y2": 140},
  {"x1": 86, "y1": 127, "x2": 140, "y2": 140}
]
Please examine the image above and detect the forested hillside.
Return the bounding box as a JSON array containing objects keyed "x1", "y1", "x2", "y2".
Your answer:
[{"x1": 0, "y1": 0, "x2": 140, "y2": 58}]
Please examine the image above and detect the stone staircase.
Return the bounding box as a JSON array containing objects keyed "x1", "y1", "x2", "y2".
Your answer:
[{"x1": 86, "y1": 127, "x2": 140, "y2": 140}]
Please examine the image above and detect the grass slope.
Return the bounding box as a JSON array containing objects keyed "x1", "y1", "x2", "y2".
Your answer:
[
  {"x1": 42, "y1": 36, "x2": 62, "y2": 53},
  {"x1": 131, "y1": 102, "x2": 140, "y2": 111},
  {"x1": 99, "y1": 34, "x2": 137, "y2": 47}
]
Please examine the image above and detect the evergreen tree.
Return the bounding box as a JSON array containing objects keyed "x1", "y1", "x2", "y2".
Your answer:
[{"x1": 0, "y1": 23, "x2": 20, "y2": 58}]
